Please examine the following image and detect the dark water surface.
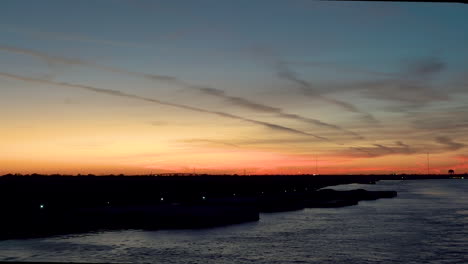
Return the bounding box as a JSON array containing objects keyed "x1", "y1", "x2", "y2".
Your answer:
[{"x1": 1, "y1": 179, "x2": 467, "y2": 263}]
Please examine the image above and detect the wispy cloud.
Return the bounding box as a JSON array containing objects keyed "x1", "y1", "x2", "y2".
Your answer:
[
  {"x1": 150, "y1": 121, "x2": 169, "y2": 126},
  {"x1": 318, "y1": 56, "x2": 451, "y2": 110},
  {"x1": 192, "y1": 85, "x2": 363, "y2": 139},
  {"x1": 179, "y1": 137, "x2": 316, "y2": 149},
  {"x1": 250, "y1": 47, "x2": 380, "y2": 125},
  {"x1": 0, "y1": 45, "x2": 178, "y2": 82},
  {"x1": 348, "y1": 142, "x2": 417, "y2": 158},
  {"x1": 1, "y1": 23, "x2": 234, "y2": 49},
  {"x1": 0, "y1": 45, "x2": 362, "y2": 139},
  {"x1": 435, "y1": 136, "x2": 465, "y2": 151},
  {"x1": 403, "y1": 56, "x2": 446, "y2": 79},
  {"x1": 249, "y1": 46, "x2": 379, "y2": 124},
  {"x1": 0, "y1": 24, "x2": 148, "y2": 48},
  {"x1": 370, "y1": 57, "x2": 448, "y2": 105},
  {"x1": 358, "y1": 80, "x2": 450, "y2": 106},
  {"x1": 275, "y1": 61, "x2": 380, "y2": 124},
  {"x1": 180, "y1": 139, "x2": 241, "y2": 148},
  {"x1": 409, "y1": 108, "x2": 468, "y2": 132},
  {"x1": 284, "y1": 60, "x2": 397, "y2": 78},
  {"x1": 0, "y1": 72, "x2": 329, "y2": 140},
  {"x1": 343, "y1": 137, "x2": 465, "y2": 158},
  {"x1": 253, "y1": 46, "x2": 453, "y2": 113}
]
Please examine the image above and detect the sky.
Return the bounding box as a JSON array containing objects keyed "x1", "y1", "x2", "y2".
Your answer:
[{"x1": 1, "y1": 0, "x2": 468, "y2": 175}]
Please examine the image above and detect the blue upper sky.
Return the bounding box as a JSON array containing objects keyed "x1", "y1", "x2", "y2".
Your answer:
[{"x1": 2, "y1": 1, "x2": 467, "y2": 78}]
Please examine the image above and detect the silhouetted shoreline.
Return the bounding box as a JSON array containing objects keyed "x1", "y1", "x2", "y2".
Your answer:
[{"x1": 0, "y1": 174, "x2": 456, "y2": 239}]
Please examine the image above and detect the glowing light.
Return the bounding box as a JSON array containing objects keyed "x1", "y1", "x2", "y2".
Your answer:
[
  {"x1": 39, "y1": 204, "x2": 44, "y2": 209},
  {"x1": 202, "y1": 196, "x2": 206, "y2": 200},
  {"x1": 160, "y1": 197, "x2": 164, "y2": 201}
]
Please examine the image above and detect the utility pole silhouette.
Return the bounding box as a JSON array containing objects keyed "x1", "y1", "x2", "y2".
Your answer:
[
  {"x1": 427, "y1": 152, "x2": 430, "y2": 175},
  {"x1": 315, "y1": 155, "x2": 318, "y2": 175}
]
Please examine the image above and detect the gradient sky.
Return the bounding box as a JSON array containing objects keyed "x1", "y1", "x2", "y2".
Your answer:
[{"x1": 1, "y1": 0, "x2": 468, "y2": 175}]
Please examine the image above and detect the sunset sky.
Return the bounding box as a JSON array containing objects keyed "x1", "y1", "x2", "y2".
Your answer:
[{"x1": 1, "y1": 0, "x2": 468, "y2": 175}]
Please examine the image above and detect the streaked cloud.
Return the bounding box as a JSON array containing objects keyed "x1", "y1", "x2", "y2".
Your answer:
[
  {"x1": 343, "y1": 137, "x2": 465, "y2": 158},
  {"x1": 0, "y1": 24, "x2": 149, "y2": 48},
  {"x1": 193, "y1": 85, "x2": 363, "y2": 139},
  {"x1": 0, "y1": 45, "x2": 362, "y2": 138},
  {"x1": 409, "y1": 108, "x2": 468, "y2": 131},
  {"x1": 250, "y1": 46, "x2": 379, "y2": 124},
  {"x1": 435, "y1": 136, "x2": 465, "y2": 151},
  {"x1": 403, "y1": 56, "x2": 446, "y2": 79},
  {"x1": 0, "y1": 72, "x2": 329, "y2": 140},
  {"x1": 180, "y1": 139, "x2": 241, "y2": 148},
  {"x1": 1, "y1": 1, "x2": 467, "y2": 174},
  {"x1": 275, "y1": 61, "x2": 380, "y2": 124},
  {"x1": 316, "y1": 56, "x2": 452, "y2": 110}
]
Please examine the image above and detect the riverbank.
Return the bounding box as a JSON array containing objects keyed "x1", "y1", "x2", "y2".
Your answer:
[
  {"x1": 0, "y1": 174, "x2": 448, "y2": 239},
  {"x1": 1, "y1": 179, "x2": 465, "y2": 264}
]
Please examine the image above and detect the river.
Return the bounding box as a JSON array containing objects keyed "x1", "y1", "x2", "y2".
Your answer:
[{"x1": 1, "y1": 179, "x2": 467, "y2": 263}]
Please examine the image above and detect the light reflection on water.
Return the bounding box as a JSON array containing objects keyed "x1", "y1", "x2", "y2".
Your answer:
[{"x1": 0, "y1": 179, "x2": 467, "y2": 264}]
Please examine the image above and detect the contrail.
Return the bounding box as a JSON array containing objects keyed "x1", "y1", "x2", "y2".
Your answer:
[
  {"x1": 0, "y1": 72, "x2": 330, "y2": 141},
  {"x1": 0, "y1": 45, "x2": 178, "y2": 82},
  {"x1": 0, "y1": 45, "x2": 362, "y2": 139},
  {"x1": 276, "y1": 61, "x2": 380, "y2": 124},
  {"x1": 189, "y1": 85, "x2": 363, "y2": 139}
]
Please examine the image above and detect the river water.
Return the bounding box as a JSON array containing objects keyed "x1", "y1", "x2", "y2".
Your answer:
[{"x1": 1, "y1": 179, "x2": 467, "y2": 263}]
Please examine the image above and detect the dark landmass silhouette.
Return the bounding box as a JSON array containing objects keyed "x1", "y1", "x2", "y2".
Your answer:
[{"x1": 0, "y1": 174, "x2": 454, "y2": 239}]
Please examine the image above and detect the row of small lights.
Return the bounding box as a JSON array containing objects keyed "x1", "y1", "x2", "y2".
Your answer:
[{"x1": 39, "y1": 188, "x2": 312, "y2": 209}]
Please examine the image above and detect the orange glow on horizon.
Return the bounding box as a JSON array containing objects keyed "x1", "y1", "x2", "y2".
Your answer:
[{"x1": 2, "y1": 148, "x2": 467, "y2": 175}]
